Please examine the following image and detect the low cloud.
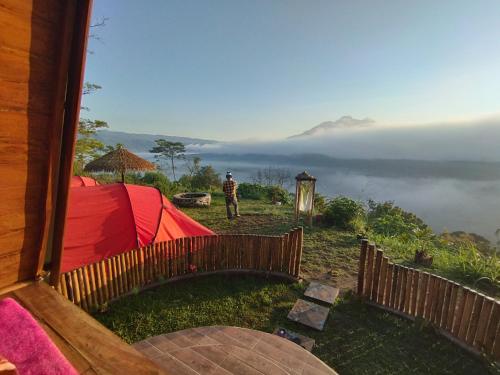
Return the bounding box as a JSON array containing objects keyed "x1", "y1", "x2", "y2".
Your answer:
[{"x1": 190, "y1": 115, "x2": 500, "y2": 161}]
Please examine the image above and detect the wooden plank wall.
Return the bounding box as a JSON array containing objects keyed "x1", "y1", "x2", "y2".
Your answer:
[
  {"x1": 0, "y1": 0, "x2": 82, "y2": 288},
  {"x1": 57, "y1": 228, "x2": 303, "y2": 312},
  {"x1": 357, "y1": 239, "x2": 500, "y2": 360}
]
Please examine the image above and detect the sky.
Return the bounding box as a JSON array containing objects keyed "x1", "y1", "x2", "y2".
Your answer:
[{"x1": 83, "y1": 0, "x2": 500, "y2": 141}]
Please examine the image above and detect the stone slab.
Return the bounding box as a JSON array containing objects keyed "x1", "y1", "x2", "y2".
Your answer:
[
  {"x1": 287, "y1": 299, "x2": 330, "y2": 331},
  {"x1": 273, "y1": 327, "x2": 315, "y2": 352},
  {"x1": 304, "y1": 282, "x2": 339, "y2": 305}
]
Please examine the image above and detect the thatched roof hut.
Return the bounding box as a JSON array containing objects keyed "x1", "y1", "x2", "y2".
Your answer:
[{"x1": 84, "y1": 147, "x2": 155, "y2": 182}]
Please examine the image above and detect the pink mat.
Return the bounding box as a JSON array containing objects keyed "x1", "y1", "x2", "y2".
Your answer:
[{"x1": 0, "y1": 298, "x2": 78, "y2": 375}]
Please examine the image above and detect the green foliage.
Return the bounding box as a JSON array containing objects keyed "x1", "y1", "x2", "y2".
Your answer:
[
  {"x1": 324, "y1": 196, "x2": 366, "y2": 231},
  {"x1": 266, "y1": 185, "x2": 292, "y2": 205},
  {"x1": 368, "y1": 200, "x2": 428, "y2": 232},
  {"x1": 149, "y1": 139, "x2": 186, "y2": 180},
  {"x1": 74, "y1": 119, "x2": 109, "y2": 172},
  {"x1": 237, "y1": 183, "x2": 291, "y2": 204},
  {"x1": 314, "y1": 193, "x2": 328, "y2": 213},
  {"x1": 93, "y1": 275, "x2": 491, "y2": 375},
  {"x1": 190, "y1": 166, "x2": 222, "y2": 191},
  {"x1": 139, "y1": 171, "x2": 173, "y2": 195},
  {"x1": 238, "y1": 183, "x2": 268, "y2": 200}
]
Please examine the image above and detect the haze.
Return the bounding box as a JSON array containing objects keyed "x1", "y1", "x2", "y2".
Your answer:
[{"x1": 84, "y1": 0, "x2": 500, "y2": 142}]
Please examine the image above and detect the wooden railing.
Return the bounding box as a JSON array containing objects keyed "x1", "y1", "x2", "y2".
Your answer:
[
  {"x1": 357, "y1": 239, "x2": 500, "y2": 360},
  {"x1": 56, "y1": 228, "x2": 303, "y2": 312}
]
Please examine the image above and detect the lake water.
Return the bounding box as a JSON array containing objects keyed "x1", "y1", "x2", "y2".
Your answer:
[{"x1": 141, "y1": 153, "x2": 500, "y2": 244}]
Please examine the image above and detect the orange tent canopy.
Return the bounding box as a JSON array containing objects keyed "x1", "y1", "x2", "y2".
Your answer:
[
  {"x1": 62, "y1": 184, "x2": 213, "y2": 272},
  {"x1": 70, "y1": 176, "x2": 99, "y2": 187}
]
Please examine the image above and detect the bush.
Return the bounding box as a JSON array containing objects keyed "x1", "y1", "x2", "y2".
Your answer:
[
  {"x1": 324, "y1": 196, "x2": 365, "y2": 231},
  {"x1": 266, "y1": 185, "x2": 292, "y2": 205},
  {"x1": 314, "y1": 193, "x2": 328, "y2": 213},
  {"x1": 238, "y1": 183, "x2": 268, "y2": 200},
  {"x1": 191, "y1": 166, "x2": 222, "y2": 191}
]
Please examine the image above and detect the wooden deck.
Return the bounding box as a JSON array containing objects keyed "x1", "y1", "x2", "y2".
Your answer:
[
  {"x1": 134, "y1": 326, "x2": 338, "y2": 375},
  {"x1": 2, "y1": 282, "x2": 165, "y2": 374}
]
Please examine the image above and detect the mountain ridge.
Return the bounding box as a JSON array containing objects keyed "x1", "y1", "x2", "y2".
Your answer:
[
  {"x1": 288, "y1": 116, "x2": 375, "y2": 138},
  {"x1": 94, "y1": 130, "x2": 218, "y2": 152}
]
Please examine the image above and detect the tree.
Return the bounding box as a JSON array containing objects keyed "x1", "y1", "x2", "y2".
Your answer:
[
  {"x1": 191, "y1": 166, "x2": 222, "y2": 190},
  {"x1": 149, "y1": 140, "x2": 186, "y2": 181},
  {"x1": 74, "y1": 118, "x2": 108, "y2": 174},
  {"x1": 185, "y1": 156, "x2": 202, "y2": 176},
  {"x1": 74, "y1": 17, "x2": 109, "y2": 174}
]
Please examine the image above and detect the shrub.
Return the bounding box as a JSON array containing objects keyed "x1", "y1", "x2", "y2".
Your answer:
[
  {"x1": 266, "y1": 185, "x2": 292, "y2": 205},
  {"x1": 190, "y1": 166, "x2": 222, "y2": 191},
  {"x1": 324, "y1": 196, "x2": 365, "y2": 231},
  {"x1": 368, "y1": 200, "x2": 428, "y2": 231},
  {"x1": 238, "y1": 183, "x2": 268, "y2": 200},
  {"x1": 314, "y1": 193, "x2": 328, "y2": 213}
]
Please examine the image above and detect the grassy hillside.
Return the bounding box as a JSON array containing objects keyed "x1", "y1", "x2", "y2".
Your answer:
[
  {"x1": 183, "y1": 193, "x2": 499, "y2": 297},
  {"x1": 93, "y1": 193, "x2": 498, "y2": 374}
]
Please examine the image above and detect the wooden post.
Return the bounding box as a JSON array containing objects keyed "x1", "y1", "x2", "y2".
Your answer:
[
  {"x1": 445, "y1": 283, "x2": 459, "y2": 331},
  {"x1": 383, "y1": 263, "x2": 394, "y2": 307},
  {"x1": 410, "y1": 270, "x2": 419, "y2": 316},
  {"x1": 371, "y1": 249, "x2": 383, "y2": 301},
  {"x1": 474, "y1": 297, "x2": 494, "y2": 349},
  {"x1": 357, "y1": 240, "x2": 368, "y2": 296},
  {"x1": 364, "y1": 244, "x2": 375, "y2": 298},
  {"x1": 294, "y1": 228, "x2": 303, "y2": 277},
  {"x1": 466, "y1": 294, "x2": 484, "y2": 346}
]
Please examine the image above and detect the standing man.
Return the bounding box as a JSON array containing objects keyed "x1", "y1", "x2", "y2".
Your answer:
[{"x1": 223, "y1": 171, "x2": 240, "y2": 219}]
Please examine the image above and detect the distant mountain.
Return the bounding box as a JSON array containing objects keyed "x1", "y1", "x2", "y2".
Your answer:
[
  {"x1": 289, "y1": 116, "x2": 375, "y2": 138},
  {"x1": 94, "y1": 130, "x2": 218, "y2": 152}
]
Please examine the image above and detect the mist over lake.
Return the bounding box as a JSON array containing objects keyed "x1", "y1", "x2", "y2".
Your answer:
[
  {"x1": 141, "y1": 151, "x2": 500, "y2": 244},
  {"x1": 220, "y1": 162, "x2": 500, "y2": 244}
]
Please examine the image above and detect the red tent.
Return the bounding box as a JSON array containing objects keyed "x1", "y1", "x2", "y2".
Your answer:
[
  {"x1": 70, "y1": 175, "x2": 99, "y2": 187},
  {"x1": 62, "y1": 184, "x2": 213, "y2": 272}
]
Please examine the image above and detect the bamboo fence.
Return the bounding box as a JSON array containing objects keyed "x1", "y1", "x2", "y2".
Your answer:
[
  {"x1": 56, "y1": 228, "x2": 303, "y2": 312},
  {"x1": 357, "y1": 239, "x2": 500, "y2": 360}
]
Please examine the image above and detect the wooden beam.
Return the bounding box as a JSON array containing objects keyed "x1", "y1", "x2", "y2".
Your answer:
[{"x1": 49, "y1": 0, "x2": 93, "y2": 286}]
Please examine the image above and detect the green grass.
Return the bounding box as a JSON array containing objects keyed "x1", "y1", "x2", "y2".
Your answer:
[
  {"x1": 93, "y1": 274, "x2": 496, "y2": 375},
  {"x1": 93, "y1": 196, "x2": 499, "y2": 374}
]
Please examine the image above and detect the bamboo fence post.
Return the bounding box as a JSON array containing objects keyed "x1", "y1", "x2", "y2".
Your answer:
[
  {"x1": 294, "y1": 228, "x2": 303, "y2": 277},
  {"x1": 424, "y1": 275, "x2": 436, "y2": 320},
  {"x1": 357, "y1": 240, "x2": 368, "y2": 296},
  {"x1": 377, "y1": 256, "x2": 388, "y2": 304},
  {"x1": 403, "y1": 269, "x2": 413, "y2": 314},
  {"x1": 119, "y1": 254, "x2": 128, "y2": 293},
  {"x1": 99, "y1": 261, "x2": 109, "y2": 302},
  {"x1": 458, "y1": 289, "x2": 475, "y2": 341},
  {"x1": 389, "y1": 265, "x2": 399, "y2": 309},
  {"x1": 371, "y1": 249, "x2": 383, "y2": 301},
  {"x1": 76, "y1": 268, "x2": 88, "y2": 311},
  {"x1": 71, "y1": 270, "x2": 81, "y2": 307},
  {"x1": 410, "y1": 270, "x2": 419, "y2": 316},
  {"x1": 364, "y1": 244, "x2": 375, "y2": 298},
  {"x1": 383, "y1": 263, "x2": 394, "y2": 306},
  {"x1": 398, "y1": 267, "x2": 408, "y2": 311},
  {"x1": 60, "y1": 274, "x2": 69, "y2": 300},
  {"x1": 439, "y1": 280, "x2": 452, "y2": 328},
  {"x1": 474, "y1": 297, "x2": 494, "y2": 349},
  {"x1": 445, "y1": 283, "x2": 459, "y2": 331},
  {"x1": 416, "y1": 272, "x2": 429, "y2": 318},
  {"x1": 466, "y1": 294, "x2": 484, "y2": 346},
  {"x1": 432, "y1": 277, "x2": 446, "y2": 325},
  {"x1": 87, "y1": 265, "x2": 98, "y2": 307},
  {"x1": 484, "y1": 302, "x2": 500, "y2": 355}
]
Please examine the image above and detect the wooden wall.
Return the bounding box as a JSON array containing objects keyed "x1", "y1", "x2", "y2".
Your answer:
[{"x1": 0, "y1": 0, "x2": 86, "y2": 288}]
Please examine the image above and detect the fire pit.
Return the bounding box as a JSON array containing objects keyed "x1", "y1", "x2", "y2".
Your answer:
[{"x1": 172, "y1": 192, "x2": 211, "y2": 208}]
